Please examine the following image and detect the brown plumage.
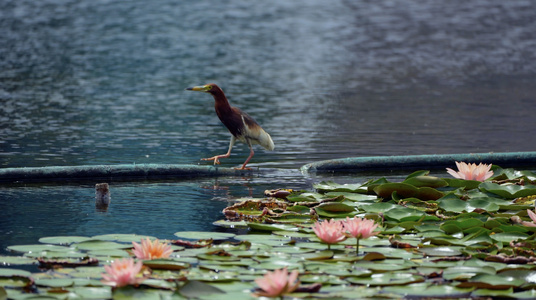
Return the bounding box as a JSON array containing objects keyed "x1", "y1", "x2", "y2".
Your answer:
[{"x1": 186, "y1": 83, "x2": 274, "y2": 170}]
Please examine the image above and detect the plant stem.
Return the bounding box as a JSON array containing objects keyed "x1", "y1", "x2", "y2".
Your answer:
[{"x1": 356, "y1": 238, "x2": 360, "y2": 255}]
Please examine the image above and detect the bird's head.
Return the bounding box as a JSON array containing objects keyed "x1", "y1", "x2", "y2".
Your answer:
[{"x1": 186, "y1": 83, "x2": 220, "y2": 94}]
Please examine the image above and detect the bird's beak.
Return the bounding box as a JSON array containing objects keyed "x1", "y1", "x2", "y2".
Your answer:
[{"x1": 186, "y1": 85, "x2": 210, "y2": 92}]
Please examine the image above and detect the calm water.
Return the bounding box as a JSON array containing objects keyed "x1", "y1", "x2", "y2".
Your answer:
[{"x1": 1, "y1": 0, "x2": 536, "y2": 253}]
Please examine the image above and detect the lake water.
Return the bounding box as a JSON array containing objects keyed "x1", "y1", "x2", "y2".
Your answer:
[{"x1": 1, "y1": 0, "x2": 536, "y2": 253}]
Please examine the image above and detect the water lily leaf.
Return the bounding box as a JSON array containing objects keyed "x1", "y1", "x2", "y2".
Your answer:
[
  {"x1": 419, "y1": 247, "x2": 463, "y2": 257},
  {"x1": 74, "y1": 240, "x2": 130, "y2": 251},
  {"x1": 7, "y1": 244, "x2": 72, "y2": 254},
  {"x1": 440, "y1": 223, "x2": 463, "y2": 234},
  {"x1": 286, "y1": 205, "x2": 311, "y2": 214},
  {"x1": 383, "y1": 283, "x2": 474, "y2": 298},
  {"x1": 26, "y1": 250, "x2": 88, "y2": 259},
  {"x1": 479, "y1": 182, "x2": 536, "y2": 199},
  {"x1": 179, "y1": 280, "x2": 225, "y2": 298},
  {"x1": 247, "y1": 223, "x2": 298, "y2": 232},
  {"x1": 416, "y1": 187, "x2": 445, "y2": 200},
  {"x1": 298, "y1": 250, "x2": 334, "y2": 261},
  {"x1": 314, "y1": 181, "x2": 365, "y2": 193},
  {"x1": 373, "y1": 183, "x2": 419, "y2": 199},
  {"x1": 38, "y1": 236, "x2": 91, "y2": 245},
  {"x1": 458, "y1": 274, "x2": 526, "y2": 289},
  {"x1": 287, "y1": 192, "x2": 324, "y2": 202},
  {"x1": 354, "y1": 260, "x2": 415, "y2": 272},
  {"x1": 512, "y1": 289, "x2": 536, "y2": 300},
  {"x1": 442, "y1": 266, "x2": 496, "y2": 281},
  {"x1": 174, "y1": 231, "x2": 235, "y2": 241},
  {"x1": 112, "y1": 285, "x2": 165, "y2": 300},
  {"x1": 444, "y1": 178, "x2": 482, "y2": 190},
  {"x1": 35, "y1": 278, "x2": 74, "y2": 287},
  {"x1": 361, "y1": 203, "x2": 397, "y2": 213},
  {"x1": 490, "y1": 232, "x2": 529, "y2": 244},
  {"x1": 383, "y1": 207, "x2": 425, "y2": 221},
  {"x1": 91, "y1": 234, "x2": 155, "y2": 243},
  {"x1": 403, "y1": 176, "x2": 448, "y2": 188},
  {"x1": 0, "y1": 269, "x2": 31, "y2": 277},
  {"x1": 314, "y1": 202, "x2": 356, "y2": 218},
  {"x1": 0, "y1": 256, "x2": 36, "y2": 265},
  {"x1": 466, "y1": 199, "x2": 500, "y2": 212},
  {"x1": 325, "y1": 192, "x2": 379, "y2": 202},
  {"x1": 347, "y1": 273, "x2": 424, "y2": 286},
  {"x1": 89, "y1": 249, "x2": 131, "y2": 258},
  {"x1": 69, "y1": 287, "x2": 112, "y2": 299},
  {"x1": 142, "y1": 259, "x2": 190, "y2": 270},
  {"x1": 212, "y1": 220, "x2": 248, "y2": 229},
  {"x1": 405, "y1": 170, "x2": 431, "y2": 179}
]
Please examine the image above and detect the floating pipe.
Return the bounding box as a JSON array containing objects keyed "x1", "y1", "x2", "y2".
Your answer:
[
  {"x1": 0, "y1": 164, "x2": 249, "y2": 183},
  {"x1": 301, "y1": 152, "x2": 536, "y2": 174}
]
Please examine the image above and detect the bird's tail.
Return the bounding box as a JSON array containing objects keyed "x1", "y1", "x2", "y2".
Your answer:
[{"x1": 259, "y1": 129, "x2": 275, "y2": 151}]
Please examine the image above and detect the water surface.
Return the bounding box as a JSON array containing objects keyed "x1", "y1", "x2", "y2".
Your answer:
[{"x1": 1, "y1": 0, "x2": 536, "y2": 253}]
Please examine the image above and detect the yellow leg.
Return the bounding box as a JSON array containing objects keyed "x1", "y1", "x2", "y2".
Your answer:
[{"x1": 202, "y1": 136, "x2": 235, "y2": 165}]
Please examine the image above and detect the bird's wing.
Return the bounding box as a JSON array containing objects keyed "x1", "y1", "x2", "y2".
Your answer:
[{"x1": 239, "y1": 110, "x2": 275, "y2": 151}]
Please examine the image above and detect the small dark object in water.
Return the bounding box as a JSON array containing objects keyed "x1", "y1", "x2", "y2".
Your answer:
[{"x1": 95, "y1": 183, "x2": 111, "y2": 209}]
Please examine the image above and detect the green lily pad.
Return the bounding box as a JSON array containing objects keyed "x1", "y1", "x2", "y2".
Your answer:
[
  {"x1": 35, "y1": 278, "x2": 74, "y2": 287},
  {"x1": 91, "y1": 234, "x2": 155, "y2": 243},
  {"x1": 174, "y1": 231, "x2": 236, "y2": 240},
  {"x1": 480, "y1": 182, "x2": 536, "y2": 199},
  {"x1": 347, "y1": 272, "x2": 425, "y2": 286},
  {"x1": 7, "y1": 244, "x2": 72, "y2": 254},
  {"x1": 419, "y1": 247, "x2": 463, "y2": 257},
  {"x1": 0, "y1": 269, "x2": 32, "y2": 277},
  {"x1": 314, "y1": 202, "x2": 356, "y2": 218},
  {"x1": 314, "y1": 181, "x2": 366, "y2": 193},
  {"x1": 247, "y1": 223, "x2": 298, "y2": 232},
  {"x1": 38, "y1": 236, "x2": 91, "y2": 245},
  {"x1": 403, "y1": 175, "x2": 448, "y2": 188},
  {"x1": 490, "y1": 232, "x2": 529, "y2": 244},
  {"x1": 0, "y1": 256, "x2": 36, "y2": 265},
  {"x1": 383, "y1": 283, "x2": 473, "y2": 298},
  {"x1": 384, "y1": 207, "x2": 425, "y2": 221},
  {"x1": 373, "y1": 183, "x2": 419, "y2": 199},
  {"x1": 444, "y1": 178, "x2": 482, "y2": 190},
  {"x1": 459, "y1": 273, "x2": 527, "y2": 289},
  {"x1": 142, "y1": 259, "x2": 190, "y2": 270},
  {"x1": 75, "y1": 240, "x2": 130, "y2": 251}
]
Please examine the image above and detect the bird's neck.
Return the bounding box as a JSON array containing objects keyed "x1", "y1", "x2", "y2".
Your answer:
[{"x1": 211, "y1": 90, "x2": 232, "y2": 112}]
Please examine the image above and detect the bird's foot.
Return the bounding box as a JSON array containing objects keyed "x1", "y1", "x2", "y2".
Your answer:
[
  {"x1": 234, "y1": 166, "x2": 252, "y2": 170},
  {"x1": 201, "y1": 156, "x2": 221, "y2": 165}
]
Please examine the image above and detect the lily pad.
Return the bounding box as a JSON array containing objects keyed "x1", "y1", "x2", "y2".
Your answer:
[
  {"x1": 347, "y1": 273, "x2": 425, "y2": 286},
  {"x1": 480, "y1": 182, "x2": 536, "y2": 199},
  {"x1": 38, "y1": 236, "x2": 91, "y2": 245},
  {"x1": 142, "y1": 259, "x2": 190, "y2": 270},
  {"x1": 403, "y1": 175, "x2": 448, "y2": 188},
  {"x1": 74, "y1": 240, "x2": 130, "y2": 251},
  {"x1": 7, "y1": 244, "x2": 72, "y2": 254},
  {"x1": 174, "y1": 231, "x2": 236, "y2": 240}
]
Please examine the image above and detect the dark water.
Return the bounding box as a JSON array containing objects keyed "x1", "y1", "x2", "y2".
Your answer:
[{"x1": 1, "y1": 0, "x2": 536, "y2": 253}]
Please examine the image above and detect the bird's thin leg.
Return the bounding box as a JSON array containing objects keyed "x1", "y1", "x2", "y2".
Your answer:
[
  {"x1": 236, "y1": 144, "x2": 254, "y2": 170},
  {"x1": 202, "y1": 136, "x2": 235, "y2": 165}
]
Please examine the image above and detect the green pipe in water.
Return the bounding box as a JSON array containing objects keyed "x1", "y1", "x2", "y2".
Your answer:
[{"x1": 301, "y1": 151, "x2": 536, "y2": 174}]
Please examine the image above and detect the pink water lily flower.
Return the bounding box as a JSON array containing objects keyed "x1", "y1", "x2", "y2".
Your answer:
[
  {"x1": 342, "y1": 217, "x2": 379, "y2": 254},
  {"x1": 446, "y1": 161, "x2": 494, "y2": 182},
  {"x1": 312, "y1": 219, "x2": 347, "y2": 249},
  {"x1": 522, "y1": 209, "x2": 536, "y2": 227},
  {"x1": 132, "y1": 238, "x2": 173, "y2": 260},
  {"x1": 254, "y1": 267, "x2": 300, "y2": 298},
  {"x1": 101, "y1": 258, "x2": 145, "y2": 287},
  {"x1": 343, "y1": 216, "x2": 379, "y2": 239}
]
